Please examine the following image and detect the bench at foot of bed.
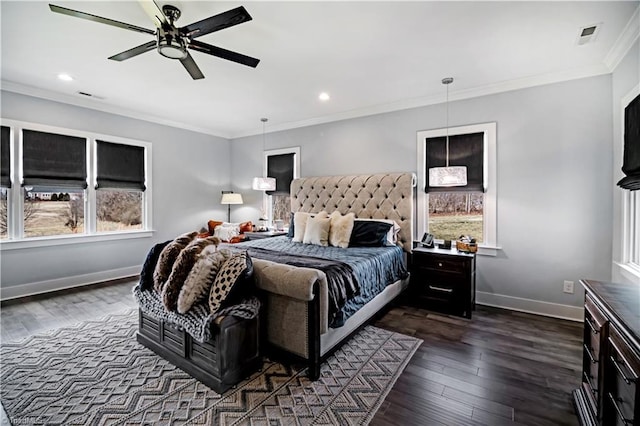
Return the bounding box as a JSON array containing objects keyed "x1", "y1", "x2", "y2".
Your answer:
[{"x1": 137, "y1": 309, "x2": 262, "y2": 394}]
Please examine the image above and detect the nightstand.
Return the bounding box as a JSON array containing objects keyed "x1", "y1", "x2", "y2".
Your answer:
[
  {"x1": 244, "y1": 231, "x2": 288, "y2": 240},
  {"x1": 409, "y1": 246, "x2": 476, "y2": 318}
]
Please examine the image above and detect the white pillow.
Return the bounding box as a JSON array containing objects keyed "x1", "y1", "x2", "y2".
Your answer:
[
  {"x1": 303, "y1": 214, "x2": 331, "y2": 246},
  {"x1": 293, "y1": 211, "x2": 328, "y2": 242},
  {"x1": 328, "y1": 211, "x2": 355, "y2": 248},
  {"x1": 213, "y1": 223, "x2": 240, "y2": 242},
  {"x1": 354, "y1": 218, "x2": 401, "y2": 245}
]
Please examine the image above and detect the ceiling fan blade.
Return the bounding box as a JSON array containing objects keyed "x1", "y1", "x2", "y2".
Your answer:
[
  {"x1": 49, "y1": 4, "x2": 155, "y2": 35},
  {"x1": 180, "y1": 53, "x2": 205, "y2": 80},
  {"x1": 108, "y1": 41, "x2": 156, "y2": 61},
  {"x1": 180, "y1": 6, "x2": 252, "y2": 39},
  {"x1": 189, "y1": 39, "x2": 259, "y2": 68},
  {"x1": 138, "y1": 0, "x2": 167, "y2": 29}
]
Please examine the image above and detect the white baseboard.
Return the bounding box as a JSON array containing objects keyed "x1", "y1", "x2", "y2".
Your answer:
[
  {"x1": 476, "y1": 291, "x2": 584, "y2": 322},
  {"x1": 0, "y1": 266, "x2": 141, "y2": 301}
]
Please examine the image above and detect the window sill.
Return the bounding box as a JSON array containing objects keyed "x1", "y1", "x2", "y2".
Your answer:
[
  {"x1": 614, "y1": 261, "x2": 640, "y2": 284},
  {"x1": 0, "y1": 230, "x2": 154, "y2": 251},
  {"x1": 478, "y1": 244, "x2": 501, "y2": 257}
]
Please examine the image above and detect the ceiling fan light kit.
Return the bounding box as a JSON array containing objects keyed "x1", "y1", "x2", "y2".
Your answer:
[{"x1": 48, "y1": 1, "x2": 260, "y2": 80}]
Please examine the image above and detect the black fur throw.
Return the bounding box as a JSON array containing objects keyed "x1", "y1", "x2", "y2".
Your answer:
[{"x1": 139, "y1": 240, "x2": 171, "y2": 291}]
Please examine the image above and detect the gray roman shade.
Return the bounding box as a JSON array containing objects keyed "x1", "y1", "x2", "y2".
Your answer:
[
  {"x1": 1, "y1": 126, "x2": 10, "y2": 188},
  {"x1": 22, "y1": 129, "x2": 87, "y2": 189},
  {"x1": 266, "y1": 153, "x2": 294, "y2": 196},
  {"x1": 617, "y1": 94, "x2": 640, "y2": 191},
  {"x1": 96, "y1": 140, "x2": 146, "y2": 191},
  {"x1": 425, "y1": 132, "x2": 484, "y2": 193}
]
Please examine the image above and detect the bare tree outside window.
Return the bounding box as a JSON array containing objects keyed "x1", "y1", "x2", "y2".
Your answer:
[
  {"x1": 96, "y1": 190, "x2": 142, "y2": 232},
  {"x1": 428, "y1": 192, "x2": 483, "y2": 242}
]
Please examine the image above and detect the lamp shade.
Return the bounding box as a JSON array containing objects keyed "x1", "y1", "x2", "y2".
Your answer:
[
  {"x1": 220, "y1": 193, "x2": 243, "y2": 204},
  {"x1": 252, "y1": 177, "x2": 276, "y2": 191},
  {"x1": 429, "y1": 166, "x2": 468, "y2": 187}
]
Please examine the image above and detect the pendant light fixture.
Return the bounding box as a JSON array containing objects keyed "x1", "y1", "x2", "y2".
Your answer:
[
  {"x1": 252, "y1": 117, "x2": 277, "y2": 191},
  {"x1": 428, "y1": 77, "x2": 467, "y2": 187}
]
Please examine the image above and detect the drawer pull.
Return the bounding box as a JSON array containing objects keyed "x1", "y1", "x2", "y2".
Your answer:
[
  {"x1": 583, "y1": 344, "x2": 598, "y2": 364},
  {"x1": 608, "y1": 393, "x2": 634, "y2": 425},
  {"x1": 428, "y1": 285, "x2": 453, "y2": 294},
  {"x1": 610, "y1": 355, "x2": 637, "y2": 385},
  {"x1": 438, "y1": 262, "x2": 443, "y2": 267},
  {"x1": 585, "y1": 317, "x2": 599, "y2": 335}
]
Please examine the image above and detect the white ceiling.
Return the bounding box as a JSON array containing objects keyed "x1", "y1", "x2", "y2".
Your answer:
[{"x1": 1, "y1": 1, "x2": 638, "y2": 139}]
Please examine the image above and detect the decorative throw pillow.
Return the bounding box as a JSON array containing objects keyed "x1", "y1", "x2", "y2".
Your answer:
[
  {"x1": 208, "y1": 251, "x2": 253, "y2": 314},
  {"x1": 293, "y1": 211, "x2": 328, "y2": 242},
  {"x1": 177, "y1": 248, "x2": 232, "y2": 314},
  {"x1": 354, "y1": 218, "x2": 401, "y2": 245},
  {"x1": 139, "y1": 240, "x2": 171, "y2": 291},
  {"x1": 239, "y1": 221, "x2": 253, "y2": 234},
  {"x1": 153, "y1": 231, "x2": 198, "y2": 293},
  {"x1": 213, "y1": 223, "x2": 241, "y2": 242},
  {"x1": 328, "y1": 211, "x2": 355, "y2": 248},
  {"x1": 162, "y1": 236, "x2": 220, "y2": 312},
  {"x1": 349, "y1": 220, "x2": 393, "y2": 247},
  {"x1": 207, "y1": 220, "x2": 224, "y2": 235},
  {"x1": 303, "y1": 214, "x2": 331, "y2": 246}
]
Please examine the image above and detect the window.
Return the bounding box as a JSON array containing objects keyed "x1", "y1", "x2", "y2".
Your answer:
[
  {"x1": 624, "y1": 190, "x2": 640, "y2": 268},
  {"x1": 263, "y1": 147, "x2": 300, "y2": 228},
  {"x1": 0, "y1": 119, "x2": 152, "y2": 247},
  {"x1": 417, "y1": 122, "x2": 498, "y2": 254},
  {"x1": 1, "y1": 125, "x2": 10, "y2": 239}
]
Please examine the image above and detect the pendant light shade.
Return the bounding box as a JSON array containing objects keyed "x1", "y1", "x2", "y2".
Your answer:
[
  {"x1": 252, "y1": 118, "x2": 277, "y2": 191},
  {"x1": 252, "y1": 177, "x2": 276, "y2": 191},
  {"x1": 429, "y1": 78, "x2": 468, "y2": 188}
]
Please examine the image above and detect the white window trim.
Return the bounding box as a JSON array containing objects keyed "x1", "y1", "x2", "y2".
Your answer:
[
  {"x1": 262, "y1": 147, "x2": 300, "y2": 225},
  {"x1": 416, "y1": 122, "x2": 499, "y2": 256},
  {"x1": 618, "y1": 84, "x2": 640, "y2": 281},
  {"x1": 0, "y1": 118, "x2": 153, "y2": 250}
]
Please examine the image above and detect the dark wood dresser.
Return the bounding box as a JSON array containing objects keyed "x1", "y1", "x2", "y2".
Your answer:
[
  {"x1": 409, "y1": 246, "x2": 476, "y2": 318},
  {"x1": 573, "y1": 279, "x2": 640, "y2": 426}
]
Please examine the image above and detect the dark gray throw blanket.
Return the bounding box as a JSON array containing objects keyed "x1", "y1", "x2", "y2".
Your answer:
[{"x1": 239, "y1": 246, "x2": 359, "y2": 327}]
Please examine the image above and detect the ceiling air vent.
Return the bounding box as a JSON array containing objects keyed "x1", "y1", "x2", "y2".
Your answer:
[
  {"x1": 77, "y1": 91, "x2": 104, "y2": 100},
  {"x1": 576, "y1": 24, "x2": 600, "y2": 45}
]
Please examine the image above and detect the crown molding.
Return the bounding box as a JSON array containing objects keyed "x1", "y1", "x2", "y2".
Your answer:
[
  {"x1": 230, "y1": 62, "x2": 611, "y2": 139},
  {"x1": 0, "y1": 81, "x2": 230, "y2": 139},
  {"x1": 604, "y1": 5, "x2": 640, "y2": 72}
]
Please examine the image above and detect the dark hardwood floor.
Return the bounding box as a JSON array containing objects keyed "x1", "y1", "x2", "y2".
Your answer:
[{"x1": 0, "y1": 280, "x2": 582, "y2": 426}]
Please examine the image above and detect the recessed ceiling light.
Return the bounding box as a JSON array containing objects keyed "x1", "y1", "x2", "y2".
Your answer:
[
  {"x1": 318, "y1": 92, "x2": 330, "y2": 102},
  {"x1": 57, "y1": 73, "x2": 74, "y2": 81}
]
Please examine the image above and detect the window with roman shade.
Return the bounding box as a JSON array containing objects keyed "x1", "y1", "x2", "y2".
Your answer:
[
  {"x1": 266, "y1": 153, "x2": 294, "y2": 196},
  {"x1": 1, "y1": 126, "x2": 10, "y2": 188},
  {"x1": 96, "y1": 140, "x2": 146, "y2": 191},
  {"x1": 22, "y1": 129, "x2": 87, "y2": 188},
  {"x1": 425, "y1": 132, "x2": 484, "y2": 193},
  {"x1": 617, "y1": 93, "x2": 640, "y2": 191}
]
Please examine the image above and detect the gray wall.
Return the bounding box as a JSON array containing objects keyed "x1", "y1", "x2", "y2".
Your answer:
[
  {"x1": 611, "y1": 39, "x2": 640, "y2": 285},
  {"x1": 1, "y1": 91, "x2": 231, "y2": 293},
  {"x1": 232, "y1": 74, "x2": 614, "y2": 311}
]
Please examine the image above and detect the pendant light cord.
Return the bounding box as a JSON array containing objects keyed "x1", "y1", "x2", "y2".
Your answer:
[{"x1": 444, "y1": 78, "x2": 451, "y2": 167}]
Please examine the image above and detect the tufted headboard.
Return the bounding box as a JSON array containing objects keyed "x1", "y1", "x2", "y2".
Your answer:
[{"x1": 290, "y1": 173, "x2": 415, "y2": 252}]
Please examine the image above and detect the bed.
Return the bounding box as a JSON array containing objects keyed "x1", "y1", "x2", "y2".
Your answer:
[
  {"x1": 241, "y1": 172, "x2": 415, "y2": 380},
  {"x1": 134, "y1": 172, "x2": 414, "y2": 386}
]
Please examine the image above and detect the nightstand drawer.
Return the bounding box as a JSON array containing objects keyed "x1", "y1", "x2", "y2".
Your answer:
[{"x1": 412, "y1": 253, "x2": 468, "y2": 274}]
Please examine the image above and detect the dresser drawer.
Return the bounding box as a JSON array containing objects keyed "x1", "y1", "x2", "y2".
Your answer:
[{"x1": 605, "y1": 325, "x2": 639, "y2": 426}]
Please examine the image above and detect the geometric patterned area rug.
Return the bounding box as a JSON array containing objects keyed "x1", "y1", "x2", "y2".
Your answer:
[{"x1": 1, "y1": 310, "x2": 421, "y2": 425}]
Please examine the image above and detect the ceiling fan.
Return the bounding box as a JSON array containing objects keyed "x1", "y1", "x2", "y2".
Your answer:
[{"x1": 49, "y1": 1, "x2": 260, "y2": 80}]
